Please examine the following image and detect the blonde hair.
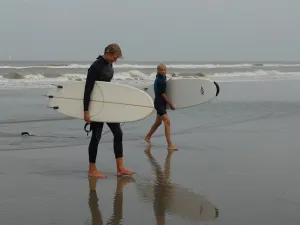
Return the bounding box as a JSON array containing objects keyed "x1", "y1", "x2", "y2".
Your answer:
[
  {"x1": 104, "y1": 43, "x2": 123, "y2": 58},
  {"x1": 157, "y1": 63, "x2": 166, "y2": 71}
]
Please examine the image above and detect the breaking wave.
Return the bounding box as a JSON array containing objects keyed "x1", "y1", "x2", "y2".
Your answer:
[
  {"x1": 1, "y1": 63, "x2": 300, "y2": 69},
  {"x1": 1, "y1": 69, "x2": 300, "y2": 89}
]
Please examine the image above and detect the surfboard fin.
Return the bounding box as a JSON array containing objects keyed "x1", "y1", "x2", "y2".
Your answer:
[
  {"x1": 51, "y1": 84, "x2": 63, "y2": 89},
  {"x1": 47, "y1": 106, "x2": 59, "y2": 110},
  {"x1": 42, "y1": 94, "x2": 54, "y2": 98}
]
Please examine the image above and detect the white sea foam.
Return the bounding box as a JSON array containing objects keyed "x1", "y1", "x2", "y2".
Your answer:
[
  {"x1": 1, "y1": 69, "x2": 300, "y2": 89},
  {"x1": 1, "y1": 63, "x2": 300, "y2": 69}
]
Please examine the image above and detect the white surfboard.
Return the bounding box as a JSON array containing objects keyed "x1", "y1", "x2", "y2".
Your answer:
[
  {"x1": 46, "y1": 82, "x2": 154, "y2": 123},
  {"x1": 141, "y1": 77, "x2": 220, "y2": 109}
]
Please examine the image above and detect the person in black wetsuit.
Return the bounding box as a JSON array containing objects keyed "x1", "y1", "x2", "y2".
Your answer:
[
  {"x1": 83, "y1": 43, "x2": 135, "y2": 178},
  {"x1": 144, "y1": 64, "x2": 177, "y2": 150}
]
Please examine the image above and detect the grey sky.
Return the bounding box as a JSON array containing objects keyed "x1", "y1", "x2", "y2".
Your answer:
[{"x1": 0, "y1": 0, "x2": 299, "y2": 61}]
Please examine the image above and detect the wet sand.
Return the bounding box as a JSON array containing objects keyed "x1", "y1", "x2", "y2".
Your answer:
[{"x1": 1, "y1": 80, "x2": 300, "y2": 224}]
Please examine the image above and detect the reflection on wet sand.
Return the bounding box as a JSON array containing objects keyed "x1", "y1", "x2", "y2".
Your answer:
[
  {"x1": 137, "y1": 147, "x2": 219, "y2": 224},
  {"x1": 88, "y1": 176, "x2": 135, "y2": 225}
]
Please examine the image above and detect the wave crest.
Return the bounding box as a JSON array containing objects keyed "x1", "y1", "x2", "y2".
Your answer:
[
  {"x1": 0, "y1": 69, "x2": 300, "y2": 83},
  {"x1": 1, "y1": 63, "x2": 300, "y2": 69}
]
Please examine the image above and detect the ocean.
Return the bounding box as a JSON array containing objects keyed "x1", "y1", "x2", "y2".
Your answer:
[
  {"x1": 1, "y1": 60, "x2": 300, "y2": 225},
  {"x1": 1, "y1": 60, "x2": 300, "y2": 89}
]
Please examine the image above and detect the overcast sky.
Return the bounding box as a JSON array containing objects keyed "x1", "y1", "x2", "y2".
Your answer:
[{"x1": 0, "y1": 0, "x2": 299, "y2": 61}]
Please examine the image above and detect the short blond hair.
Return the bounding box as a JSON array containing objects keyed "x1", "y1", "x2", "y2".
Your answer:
[
  {"x1": 104, "y1": 43, "x2": 123, "y2": 58},
  {"x1": 157, "y1": 63, "x2": 166, "y2": 71}
]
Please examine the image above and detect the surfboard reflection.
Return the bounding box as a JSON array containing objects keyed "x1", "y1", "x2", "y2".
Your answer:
[
  {"x1": 136, "y1": 147, "x2": 219, "y2": 223},
  {"x1": 87, "y1": 176, "x2": 135, "y2": 225}
]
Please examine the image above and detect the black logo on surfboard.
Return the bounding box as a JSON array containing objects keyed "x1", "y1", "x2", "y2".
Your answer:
[{"x1": 200, "y1": 86, "x2": 204, "y2": 95}]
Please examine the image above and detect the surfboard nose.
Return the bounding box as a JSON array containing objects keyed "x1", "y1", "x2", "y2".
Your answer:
[{"x1": 214, "y1": 81, "x2": 220, "y2": 97}]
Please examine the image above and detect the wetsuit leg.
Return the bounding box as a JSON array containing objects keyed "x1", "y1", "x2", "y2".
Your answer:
[
  {"x1": 106, "y1": 123, "x2": 123, "y2": 158},
  {"x1": 88, "y1": 122, "x2": 104, "y2": 163}
]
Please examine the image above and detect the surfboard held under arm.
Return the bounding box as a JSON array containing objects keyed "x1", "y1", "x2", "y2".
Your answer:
[
  {"x1": 141, "y1": 77, "x2": 220, "y2": 109},
  {"x1": 46, "y1": 81, "x2": 154, "y2": 123}
]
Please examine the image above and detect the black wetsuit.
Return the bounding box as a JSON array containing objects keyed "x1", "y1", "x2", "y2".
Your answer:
[
  {"x1": 83, "y1": 55, "x2": 123, "y2": 163},
  {"x1": 154, "y1": 74, "x2": 167, "y2": 116}
]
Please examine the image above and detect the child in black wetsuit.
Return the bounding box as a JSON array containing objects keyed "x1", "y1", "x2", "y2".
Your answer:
[{"x1": 144, "y1": 63, "x2": 177, "y2": 150}]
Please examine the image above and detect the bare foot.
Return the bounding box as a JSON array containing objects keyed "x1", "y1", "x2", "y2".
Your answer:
[
  {"x1": 144, "y1": 136, "x2": 152, "y2": 145},
  {"x1": 88, "y1": 169, "x2": 107, "y2": 179},
  {"x1": 168, "y1": 145, "x2": 178, "y2": 151},
  {"x1": 117, "y1": 168, "x2": 136, "y2": 177}
]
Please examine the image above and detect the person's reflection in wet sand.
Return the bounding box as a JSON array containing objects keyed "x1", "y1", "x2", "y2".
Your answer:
[
  {"x1": 88, "y1": 176, "x2": 103, "y2": 225},
  {"x1": 143, "y1": 146, "x2": 219, "y2": 224},
  {"x1": 88, "y1": 176, "x2": 135, "y2": 225},
  {"x1": 144, "y1": 147, "x2": 173, "y2": 225},
  {"x1": 106, "y1": 176, "x2": 135, "y2": 225}
]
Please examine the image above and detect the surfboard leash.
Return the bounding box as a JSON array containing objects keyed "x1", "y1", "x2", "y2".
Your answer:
[{"x1": 84, "y1": 122, "x2": 126, "y2": 140}]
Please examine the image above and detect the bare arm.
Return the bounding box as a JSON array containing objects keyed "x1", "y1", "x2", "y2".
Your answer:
[
  {"x1": 159, "y1": 80, "x2": 173, "y2": 107},
  {"x1": 161, "y1": 93, "x2": 172, "y2": 106}
]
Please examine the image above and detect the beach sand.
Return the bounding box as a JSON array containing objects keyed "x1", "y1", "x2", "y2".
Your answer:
[{"x1": 1, "y1": 80, "x2": 300, "y2": 225}]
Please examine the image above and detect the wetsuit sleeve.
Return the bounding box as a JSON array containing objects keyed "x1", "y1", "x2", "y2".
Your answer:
[
  {"x1": 83, "y1": 65, "x2": 98, "y2": 111},
  {"x1": 158, "y1": 80, "x2": 167, "y2": 95}
]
